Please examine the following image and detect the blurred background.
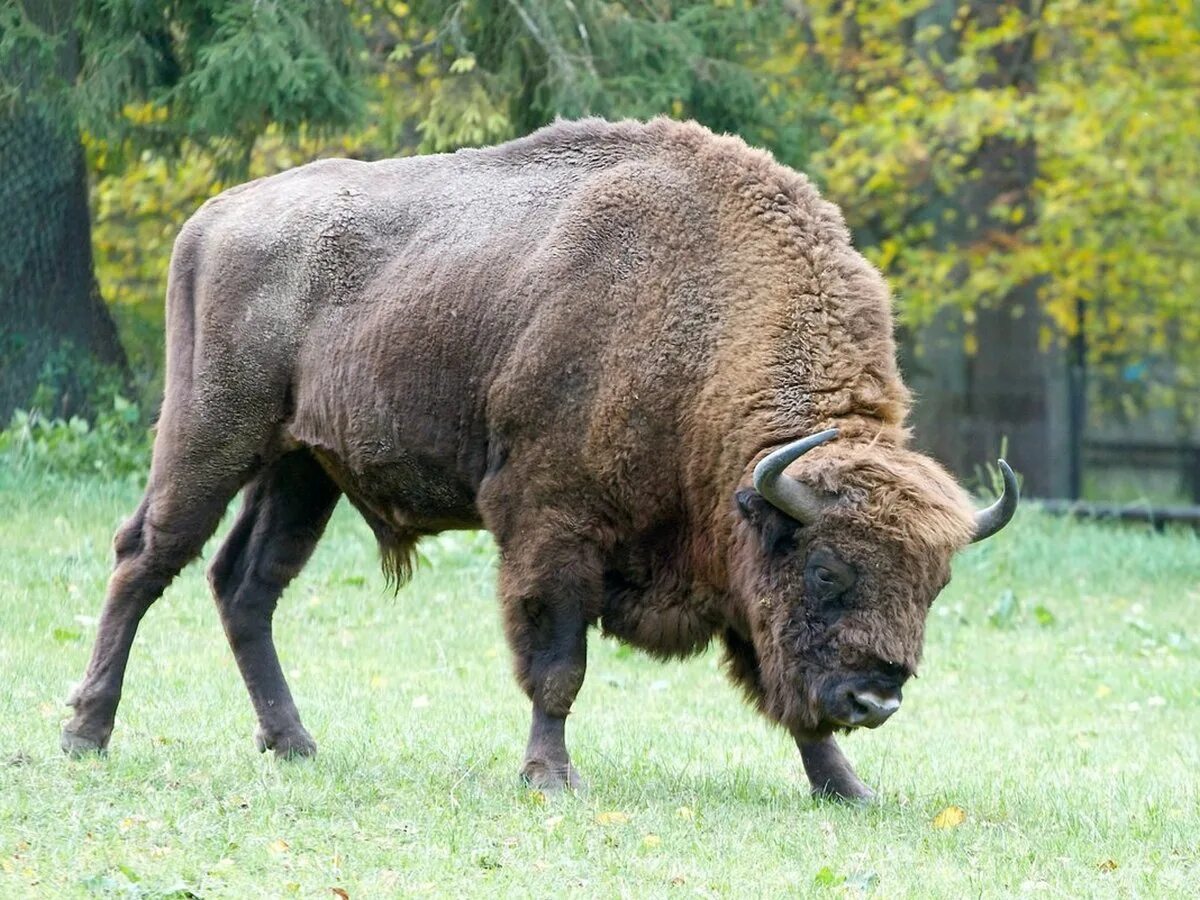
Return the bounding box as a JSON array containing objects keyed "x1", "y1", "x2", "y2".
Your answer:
[{"x1": 1, "y1": 0, "x2": 1197, "y2": 506}]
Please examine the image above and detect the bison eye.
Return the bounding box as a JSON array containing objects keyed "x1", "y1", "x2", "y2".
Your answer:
[
  {"x1": 879, "y1": 660, "x2": 910, "y2": 681},
  {"x1": 804, "y1": 548, "x2": 855, "y2": 602}
]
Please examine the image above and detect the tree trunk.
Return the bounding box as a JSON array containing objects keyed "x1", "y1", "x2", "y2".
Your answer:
[
  {"x1": 0, "y1": 0, "x2": 127, "y2": 422},
  {"x1": 902, "y1": 0, "x2": 1071, "y2": 497},
  {"x1": 905, "y1": 302, "x2": 1071, "y2": 498}
]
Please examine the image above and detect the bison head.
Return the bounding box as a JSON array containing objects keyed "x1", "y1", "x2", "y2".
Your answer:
[{"x1": 730, "y1": 429, "x2": 1017, "y2": 740}]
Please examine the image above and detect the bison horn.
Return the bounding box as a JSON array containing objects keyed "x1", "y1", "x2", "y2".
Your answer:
[
  {"x1": 753, "y1": 428, "x2": 839, "y2": 525},
  {"x1": 971, "y1": 459, "x2": 1019, "y2": 543}
]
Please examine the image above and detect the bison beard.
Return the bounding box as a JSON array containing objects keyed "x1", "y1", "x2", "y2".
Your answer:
[{"x1": 61, "y1": 118, "x2": 1017, "y2": 802}]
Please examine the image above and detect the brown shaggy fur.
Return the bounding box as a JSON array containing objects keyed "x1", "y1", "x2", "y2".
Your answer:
[{"x1": 63, "y1": 118, "x2": 987, "y2": 795}]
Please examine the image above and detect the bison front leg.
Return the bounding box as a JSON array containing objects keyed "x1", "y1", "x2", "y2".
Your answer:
[
  {"x1": 721, "y1": 630, "x2": 874, "y2": 803},
  {"x1": 795, "y1": 735, "x2": 875, "y2": 804},
  {"x1": 500, "y1": 541, "x2": 598, "y2": 793}
]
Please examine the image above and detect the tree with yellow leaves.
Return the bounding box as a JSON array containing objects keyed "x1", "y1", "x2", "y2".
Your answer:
[{"x1": 790, "y1": 0, "x2": 1199, "y2": 494}]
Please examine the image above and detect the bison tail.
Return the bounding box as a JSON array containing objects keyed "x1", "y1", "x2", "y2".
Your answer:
[{"x1": 160, "y1": 222, "x2": 203, "y2": 413}]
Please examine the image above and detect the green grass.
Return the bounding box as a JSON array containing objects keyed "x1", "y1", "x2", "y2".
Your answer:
[{"x1": 1, "y1": 471, "x2": 1198, "y2": 898}]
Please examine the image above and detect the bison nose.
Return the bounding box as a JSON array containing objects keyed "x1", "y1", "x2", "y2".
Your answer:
[{"x1": 846, "y1": 688, "x2": 901, "y2": 728}]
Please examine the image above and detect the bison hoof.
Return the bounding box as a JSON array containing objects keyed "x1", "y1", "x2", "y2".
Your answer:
[
  {"x1": 520, "y1": 758, "x2": 587, "y2": 793},
  {"x1": 810, "y1": 780, "x2": 876, "y2": 805},
  {"x1": 60, "y1": 725, "x2": 108, "y2": 758},
  {"x1": 254, "y1": 725, "x2": 317, "y2": 759}
]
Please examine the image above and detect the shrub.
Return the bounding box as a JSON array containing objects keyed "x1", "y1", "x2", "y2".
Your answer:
[{"x1": 0, "y1": 393, "x2": 150, "y2": 480}]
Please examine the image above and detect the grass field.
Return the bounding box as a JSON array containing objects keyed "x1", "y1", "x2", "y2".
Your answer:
[{"x1": 1, "y1": 470, "x2": 1197, "y2": 898}]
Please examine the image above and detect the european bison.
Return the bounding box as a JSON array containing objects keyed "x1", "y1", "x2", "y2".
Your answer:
[{"x1": 62, "y1": 118, "x2": 1017, "y2": 801}]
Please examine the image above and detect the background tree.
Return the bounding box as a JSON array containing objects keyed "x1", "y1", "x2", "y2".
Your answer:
[
  {"x1": 789, "y1": 0, "x2": 1200, "y2": 496},
  {"x1": 397, "y1": 0, "x2": 818, "y2": 153},
  {"x1": 15, "y1": 0, "x2": 1197, "y2": 500},
  {"x1": 798, "y1": 0, "x2": 1061, "y2": 491},
  {"x1": 89, "y1": 0, "x2": 825, "y2": 398},
  {"x1": 1, "y1": 0, "x2": 126, "y2": 420},
  {"x1": 0, "y1": 0, "x2": 362, "y2": 420}
]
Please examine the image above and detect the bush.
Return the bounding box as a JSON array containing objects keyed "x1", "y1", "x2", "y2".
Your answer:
[{"x1": 0, "y1": 393, "x2": 151, "y2": 479}]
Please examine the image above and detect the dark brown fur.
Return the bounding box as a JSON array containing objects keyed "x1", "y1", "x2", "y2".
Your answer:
[{"x1": 63, "y1": 118, "x2": 978, "y2": 799}]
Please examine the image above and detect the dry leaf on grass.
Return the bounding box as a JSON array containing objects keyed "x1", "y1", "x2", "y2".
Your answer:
[
  {"x1": 931, "y1": 806, "x2": 967, "y2": 829},
  {"x1": 595, "y1": 811, "x2": 630, "y2": 825}
]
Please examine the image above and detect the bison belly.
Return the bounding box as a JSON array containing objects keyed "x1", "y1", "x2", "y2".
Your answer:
[{"x1": 285, "y1": 307, "x2": 491, "y2": 559}]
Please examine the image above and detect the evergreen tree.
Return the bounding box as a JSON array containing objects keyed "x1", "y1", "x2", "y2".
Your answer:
[
  {"x1": 394, "y1": 0, "x2": 825, "y2": 162},
  {"x1": 0, "y1": 0, "x2": 363, "y2": 420}
]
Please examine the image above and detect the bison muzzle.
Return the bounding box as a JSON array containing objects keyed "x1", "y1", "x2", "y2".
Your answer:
[{"x1": 61, "y1": 118, "x2": 1017, "y2": 802}]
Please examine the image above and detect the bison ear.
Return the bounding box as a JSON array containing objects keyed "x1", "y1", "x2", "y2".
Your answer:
[{"x1": 736, "y1": 488, "x2": 801, "y2": 556}]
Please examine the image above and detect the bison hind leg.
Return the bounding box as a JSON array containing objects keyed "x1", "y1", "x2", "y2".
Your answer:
[
  {"x1": 62, "y1": 428, "x2": 261, "y2": 755},
  {"x1": 208, "y1": 449, "x2": 341, "y2": 758}
]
